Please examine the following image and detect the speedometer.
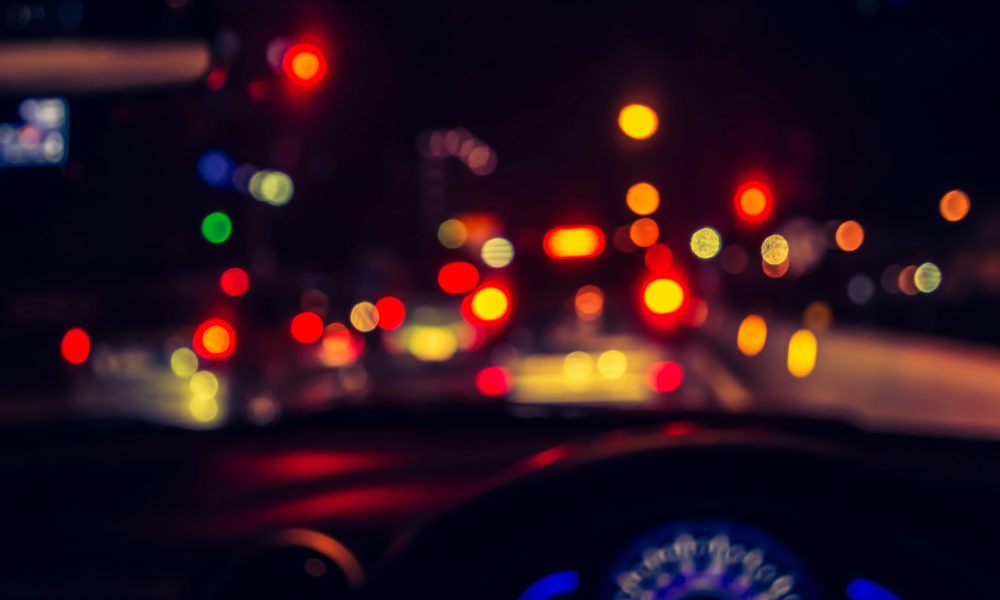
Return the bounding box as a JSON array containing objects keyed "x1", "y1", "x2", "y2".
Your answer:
[{"x1": 606, "y1": 520, "x2": 812, "y2": 600}]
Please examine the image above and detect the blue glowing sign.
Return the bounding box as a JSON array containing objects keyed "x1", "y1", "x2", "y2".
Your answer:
[
  {"x1": 197, "y1": 149, "x2": 235, "y2": 188},
  {"x1": 847, "y1": 578, "x2": 900, "y2": 600},
  {"x1": 0, "y1": 98, "x2": 68, "y2": 167},
  {"x1": 518, "y1": 570, "x2": 580, "y2": 600}
]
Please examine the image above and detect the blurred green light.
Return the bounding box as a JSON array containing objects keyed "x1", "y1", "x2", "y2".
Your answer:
[
  {"x1": 201, "y1": 212, "x2": 232, "y2": 244},
  {"x1": 914, "y1": 262, "x2": 941, "y2": 293}
]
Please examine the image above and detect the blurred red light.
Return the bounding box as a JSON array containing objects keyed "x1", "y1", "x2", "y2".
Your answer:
[
  {"x1": 220, "y1": 267, "x2": 250, "y2": 297},
  {"x1": 206, "y1": 67, "x2": 227, "y2": 92},
  {"x1": 542, "y1": 225, "x2": 606, "y2": 260},
  {"x1": 193, "y1": 318, "x2": 236, "y2": 359},
  {"x1": 734, "y1": 180, "x2": 773, "y2": 224},
  {"x1": 290, "y1": 311, "x2": 324, "y2": 344},
  {"x1": 663, "y1": 421, "x2": 696, "y2": 437},
  {"x1": 60, "y1": 327, "x2": 90, "y2": 364},
  {"x1": 647, "y1": 361, "x2": 684, "y2": 393},
  {"x1": 475, "y1": 366, "x2": 511, "y2": 397},
  {"x1": 438, "y1": 261, "x2": 479, "y2": 294},
  {"x1": 374, "y1": 296, "x2": 406, "y2": 330},
  {"x1": 282, "y1": 43, "x2": 327, "y2": 87},
  {"x1": 644, "y1": 243, "x2": 673, "y2": 273},
  {"x1": 527, "y1": 446, "x2": 569, "y2": 469}
]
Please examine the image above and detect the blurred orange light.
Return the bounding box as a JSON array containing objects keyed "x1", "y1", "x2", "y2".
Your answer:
[
  {"x1": 939, "y1": 189, "x2": 971, "y2": 222},
  {"x1": 835, "y1": 220, "x2": 864, "y2": 252},
  {"x1": 290, "y1": 311, "x2": 324, "y2": 344},
  {"x1": 644, "y1": 243, "x2": 673, "y2": 273},
  {"x1": 626, "y1": 182, "x2": 660, "y2": 215},
  {"x1": 219, "y1": 267, "x2": 250, "y2": 297},
  {"x1": 646, "y1": 361, "x2": 684, "y2": 393},
  {"x1": 542, "y1": 225, "x2": 606, "y2": 260},
  {"x1": 475, "y1": 366, "x2": 511, "y2": 397},
  {"x1": 737, "y1": 314, "x2": 767, "y2": 356},
  {"x1": 60, "y1": 327, "x2": 90, "y2": 364},
  {"x1": 374, "y1": 296, "x2": 406, "y2": 330},
  {"x1": 642, "y1": 277, "x2": 684, "y2": 315},
  {"x1": 193, "y1": 318, "x2": 236, "y2": 359},
  {"x1": 762, "y1": 257, "x2": 790, "y2": 278},
  {"x1": 575, "y1": 285, "x2": 604, "y2": 321},
  {"x1": 282, "y1": 43, "x2": 327, "y2": 87},
  {"x1": 320, "y1": 323, "x2": 362, "y2": 367},
  {"x1": 734, "y1": 181, "x2": 773, "y2": 223},
  {"x1": 618, "y1": 103, "x2": 659, "y2": 140},
  {"x1": 438, "y1": 261, "x2": 479, "y2": 294},
  {"x1": 629, "y1": 217, "x2": 660, "y2": 248},
  {"x1": 898, "y1": 265, "x2": 919, "y2": 296}
]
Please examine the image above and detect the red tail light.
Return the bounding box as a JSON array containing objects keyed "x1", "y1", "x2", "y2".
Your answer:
[
  {"x1": 193, "y1": 318, "x2": 237, "y2": 359},
  {"x1": 543, "y1": 225, "x2": 606, "y2": 260}
]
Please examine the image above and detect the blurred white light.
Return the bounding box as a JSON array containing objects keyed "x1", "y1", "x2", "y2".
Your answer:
[{"x1": 847, "y1": 273, "x2": 875, "y2": 305}]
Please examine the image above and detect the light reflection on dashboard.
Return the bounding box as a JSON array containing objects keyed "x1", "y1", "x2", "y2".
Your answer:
[{"x1": 606, "y1": 520, "x2": 811, "y2": 599}]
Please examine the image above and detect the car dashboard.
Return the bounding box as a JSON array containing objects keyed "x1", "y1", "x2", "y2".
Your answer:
[{"x1": 3, "y1": 409, "x2": 1000, "y2": 599}]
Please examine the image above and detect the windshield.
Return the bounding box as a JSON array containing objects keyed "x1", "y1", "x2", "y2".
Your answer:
[{"x1": 2, "y1": 0, "x2": 998, "y2": 436}]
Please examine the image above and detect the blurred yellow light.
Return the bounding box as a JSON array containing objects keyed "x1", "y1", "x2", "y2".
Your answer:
[
  {"x1": 170, "y1": 347, "x2": 198, "y2": 378},
  {"x1": 575, "y1": 285, "x2": 604, "y2": 321},
  {"x1": 438, "y1": 219, "x2": 467, "y2": 248},
  {"x1": 643, "y1": 278, "x2": 684, "y2": 314},
  {"x1": 350, "y1": 301, "x2": 379, "y2": 332},
  {"x1": 835, "y1": 220, "x2": 864, "y2": 252},
  {"x1": 939, "y1": 189, "x2": 970, "y2": 222},
  {"x1": 189, "y1": 370, "x2": 219, "y2": 398},
  {"x1": 618, "y1": 103, "x2": 659, "y2": 140},
  {"x1": 787, "y1": 329, "x2": 817, "y2": 378},
  {"x1": 737, "y1": 314, "x2": 767, "y2": 356},
  {"x1": 563, "y1": 351, "x2": 593, "y2": 384},
  {"x1": 189, "y1": 395, "x2": 220, "y2": 423},
  {"x1": 202, "y1": 325, "x2": 231, "y2": 355},
  {"x1": 629, "y1": 217, "x2": 660, "y2": 248},
  {"x1": 407, "y1": 326, "x2": 458, "y2": 362},
  {"x1": 626, "y1": 182, "x2": 660, "y2": 215},
  {"x1": 597, "y1": 350, "x2": 628, "y2": 379},
  {"x1": 544, "y1": 226, "x2": 605, "y2": 259},
  {"x1": 249, "y1": 170, "x2": 294, "y2": 206},
  {"x1": 471, "y1": 286, "x2": 509, "y2": 321},
  {"x1": 803, "y1": 301, "x2": 833, "y2": 331},
  {"x1": 481, "y1": 237, "x2": 514, "y2": 267},
  {"x1": 690, "y1": 227, "x2": 722, "y2": 259},
  {"x1": 761, "y1": 234, "x2": 789, "y2": 265},
  {"x1": 914, "y1": 262, "x2": 942, "y2": 293}
]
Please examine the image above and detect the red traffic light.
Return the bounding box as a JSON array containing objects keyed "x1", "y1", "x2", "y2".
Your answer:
[
  {"x1": 734, "y1": 180, "x2": 773, "y2": 224},
  {"x1": 282, "y1": 43, "x2": 328, "y2": 87},
  {"x1": 60, "y1": 327, "x2": 90, "y2": 364},
  {"x1": 193, "y1": 318, "x2": 237, "y2": 359}
]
